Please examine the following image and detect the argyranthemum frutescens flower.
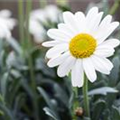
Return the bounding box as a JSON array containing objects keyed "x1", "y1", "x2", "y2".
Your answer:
[
  {"x1": 42, "y1": 7, "x2": 120, "y2": 87},
  {"x1": 0, "y1": 9, "x2": 16, "y2": 39},
  {"x1": 29, "y1": 5, "x2": 62, "y2": 43}
]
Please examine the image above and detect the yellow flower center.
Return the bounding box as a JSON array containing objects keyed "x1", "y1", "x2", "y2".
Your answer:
[{"x1": 69, "y1": 33, "x2": 97, "y2": 58}]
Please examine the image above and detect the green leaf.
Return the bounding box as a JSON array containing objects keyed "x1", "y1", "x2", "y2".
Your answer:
[
  {"x1": 0, "y1": 73, "x2": 9, "y2": 99},
  {"x1": 83, "y1": 117, "x2": 91, "y2": 120},
  {"x1": 37, "y1": 87, "x2": 54, "y2": 109},
  {"x1": 0, "y1": 50, "x2": 5, "y2": 67},
  {"x1": 0, "y1": 103, "x2": 15, "y2": 120},
  {"x1": 7, "y1": 37, "x2": 22, "y2": 54},
  {"x1": 0, "y1": 94, "x2": 4, "y2": 103},
  {"x1": 10, "y1": 69, "x2": 21, "y2": 79},
  {"x1": 0, "y1": 110, "x2": 4, "y2": 116},
  {"x1": 109, "y1": 56, "x2": 120, "y2": 86},
  {"x1": 92, "y1": 99, "x2": 106, "y2": 120},
  {"x1": 102, "y1": 109, "x2": 110, "y2": 120},
  {"x1": 0, "y1": 40, "x2": 4, "y2": 51},
  {"x1": 35, "y1": 58, "x2": 55, "y2": 77},
  {"x1": 20, "y1": 78, "x2": 34, "y2": 98},
  {"x1": 53, "y1": 84, "x2": 69, "y2": 107},
  {"x1": 43, "y1": 107, "x2": 60, "y2": 120},
  {"x1": 111, "y1": 106, "x2": 120, "y2": 120},
  {"x1": 38, "y1": 87, "x2": 60, "y2": 120},
  {"x1": 88, "y1": 87, "x2": 118, "y2": 96}
]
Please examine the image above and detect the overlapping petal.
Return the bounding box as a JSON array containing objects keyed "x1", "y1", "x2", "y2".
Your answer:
[
  {"x1": 91, "y1": 55, "x2": 113, "y2": 74},
  {"x1": 47, "y1": 51, "x2": 70, "y2": 67},
  {"x1": 83, "y1": 58, "x2": 97, "y2": 82},
  {"x1": 46, "y1": 44, "x2": 68, "y2": 58},
  {"x1": 47, "y1": 29, "x2": 71, "y2": 42},
  {"x1": 57, "y1": 56, "x2": 76, "y2": 77},
  {"x1": 71, "y1": 59, "x2": 84, "y2": 87}
]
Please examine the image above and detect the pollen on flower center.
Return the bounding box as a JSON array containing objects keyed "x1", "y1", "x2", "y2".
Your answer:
[{"x1": 69, "y1": 33, "x2": 97, "y2": 58}]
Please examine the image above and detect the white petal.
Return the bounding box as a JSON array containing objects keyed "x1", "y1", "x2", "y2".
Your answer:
[
  {"x1": 45, "y1": 5, "x2": 61, "y2": 23},
  {"x1": 63, "y1": 11, "x2": 79, "y2": 34},
  {"x1": 98, "y1": 15, "x2": 112, "y2": 28},
  {"x1": 74, "y1": 11, "x2": 86, "y2": 33},
  {"x1": 85, "y1": 7, "x2": 98, "y2": 33},
  {"x1": 94, "y1": 15, "x2": 112, "y2": 40},
  {"x1": 91, "y1": 55, "x2": 113, "y2": 74},
  {"x1": 96, "y1": 22, "x2": 119, "y2": 44},
  {"x1": 88, "y1": 12, "x2": 103, "y2": 35},
  {"x1": 47, "y1": 51, "x2": 70, "y2": 67},
  {"x1": 83, "y1": 58, "x2": 97, "y2": 82},
  {"x1": 57, "y1": 56, "x2": 76, "y2": 77},
  {"x1": 100, "y1": 39, "x2": 120, "y2": 48},
  {"x1": 47, "y1": 29, "x2": 71, "y2": 41},
  {"x1": 58, "y1": 23, "x2": 76, "y2": 38},
  {"x1": 0, "y1": 23, "x2": 11, "y2": 39},
  {"x1": 0, "y1": 9, "x2": 12, "y2": 18},
  {"x1": 42, "y1": 40, "x2": 62, "y2": 47},
  {"x1": 31, "y1": 9, "x2": 47, "y2": 23},
  {"x1": 94, "y1": 45, "x2": 115, "y2": 57},
  {"x1": 33, "y1": 35, "x2": 44, "y2": 43},
  {"x1": 71, "y1": 59, "x2": 84, "y2": 87},
  {"x1": 29, "y1": 19, "x2": 45, "y2": 35},
  {"x1": 46, "y1": 44, "x2": 68, "y2": 58},
  {"x1": 86, "y1": 7, "x2": 98, "y2": 19}
]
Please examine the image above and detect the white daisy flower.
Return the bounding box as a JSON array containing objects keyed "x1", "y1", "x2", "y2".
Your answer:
[
  {"x1": 42, "y1": 7, "x2": 120, "y2": 87},
  {"x1": 29, "y1": 5, "x2": 62, "y2": 43},
  {"x1": 0, "y1": 9, "x2": 16, "y2": 39},
  {"x1": 31, "y1": 5, "x2": 62, "y2": 24},
  {"x1": 29, "y1": 19, "x2": 46, "y2": 43}
]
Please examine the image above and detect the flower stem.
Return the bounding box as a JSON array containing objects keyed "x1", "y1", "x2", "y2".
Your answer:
[
  {"x1": 26, "y1": 1, "x2": 39, "y2": 120},
  {"x1": 109, "y1": 0, "x2": 120, "y2": 15},
  {"x1": 26, "y1": 0, "x2": 32, "y2": 49},
  {"x1": 56, "y1": 0, "x2": 68, "y2": 6},
  {"x1": 39, "y1": 0, "x2": 47, "y2": 8},
  {"x1": 18, "y1": 0, "x2": 25, "y2": 48},
  {"x1": 82, "y1": 74, "x2": 90, "y2": 118}
]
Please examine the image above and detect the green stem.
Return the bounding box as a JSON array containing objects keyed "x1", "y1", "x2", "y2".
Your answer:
[
  {"x1": 28, "y1": 56, "x2": 40, "y2": 120},
  {"x1": 26, "y1": 1, "x2": 39, "y2": 120},
  {"x1": 109, "y1": 0, "x2": 120, "y2": 15},
  {"x1": 82, "y1": 74, "x2": 90, "y2": 118},
  {"x1": 26, "y1": 0, "x2": 32, "y2": 49},
  {"x1": 56, "y1": 0, "x2": 68, "y2": 6},
  {"x1": 39, "y1": 0, "x2": 47, "y2": 8},
  {"x1": 18, "y1": 0, "x2": 25, "y2": 48}
]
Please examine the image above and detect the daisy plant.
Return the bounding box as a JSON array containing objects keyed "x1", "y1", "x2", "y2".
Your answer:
[{"x1": 42, "y1": 7, "x2": 120, "y2": 118}]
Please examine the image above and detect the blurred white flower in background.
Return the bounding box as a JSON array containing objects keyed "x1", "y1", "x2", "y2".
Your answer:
[
  {"x1": 31, "y1": 5, "x2": 62, "y2": 24},
  {"x1": 0, "y1": 9, "x2": 17, "y2": 39},
  {"x1": 29, "y1": 5, "x2": 62, "y2": 43},
  {"x1": 29, "y1": 19, "x2": 46, "y2": 43}
]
